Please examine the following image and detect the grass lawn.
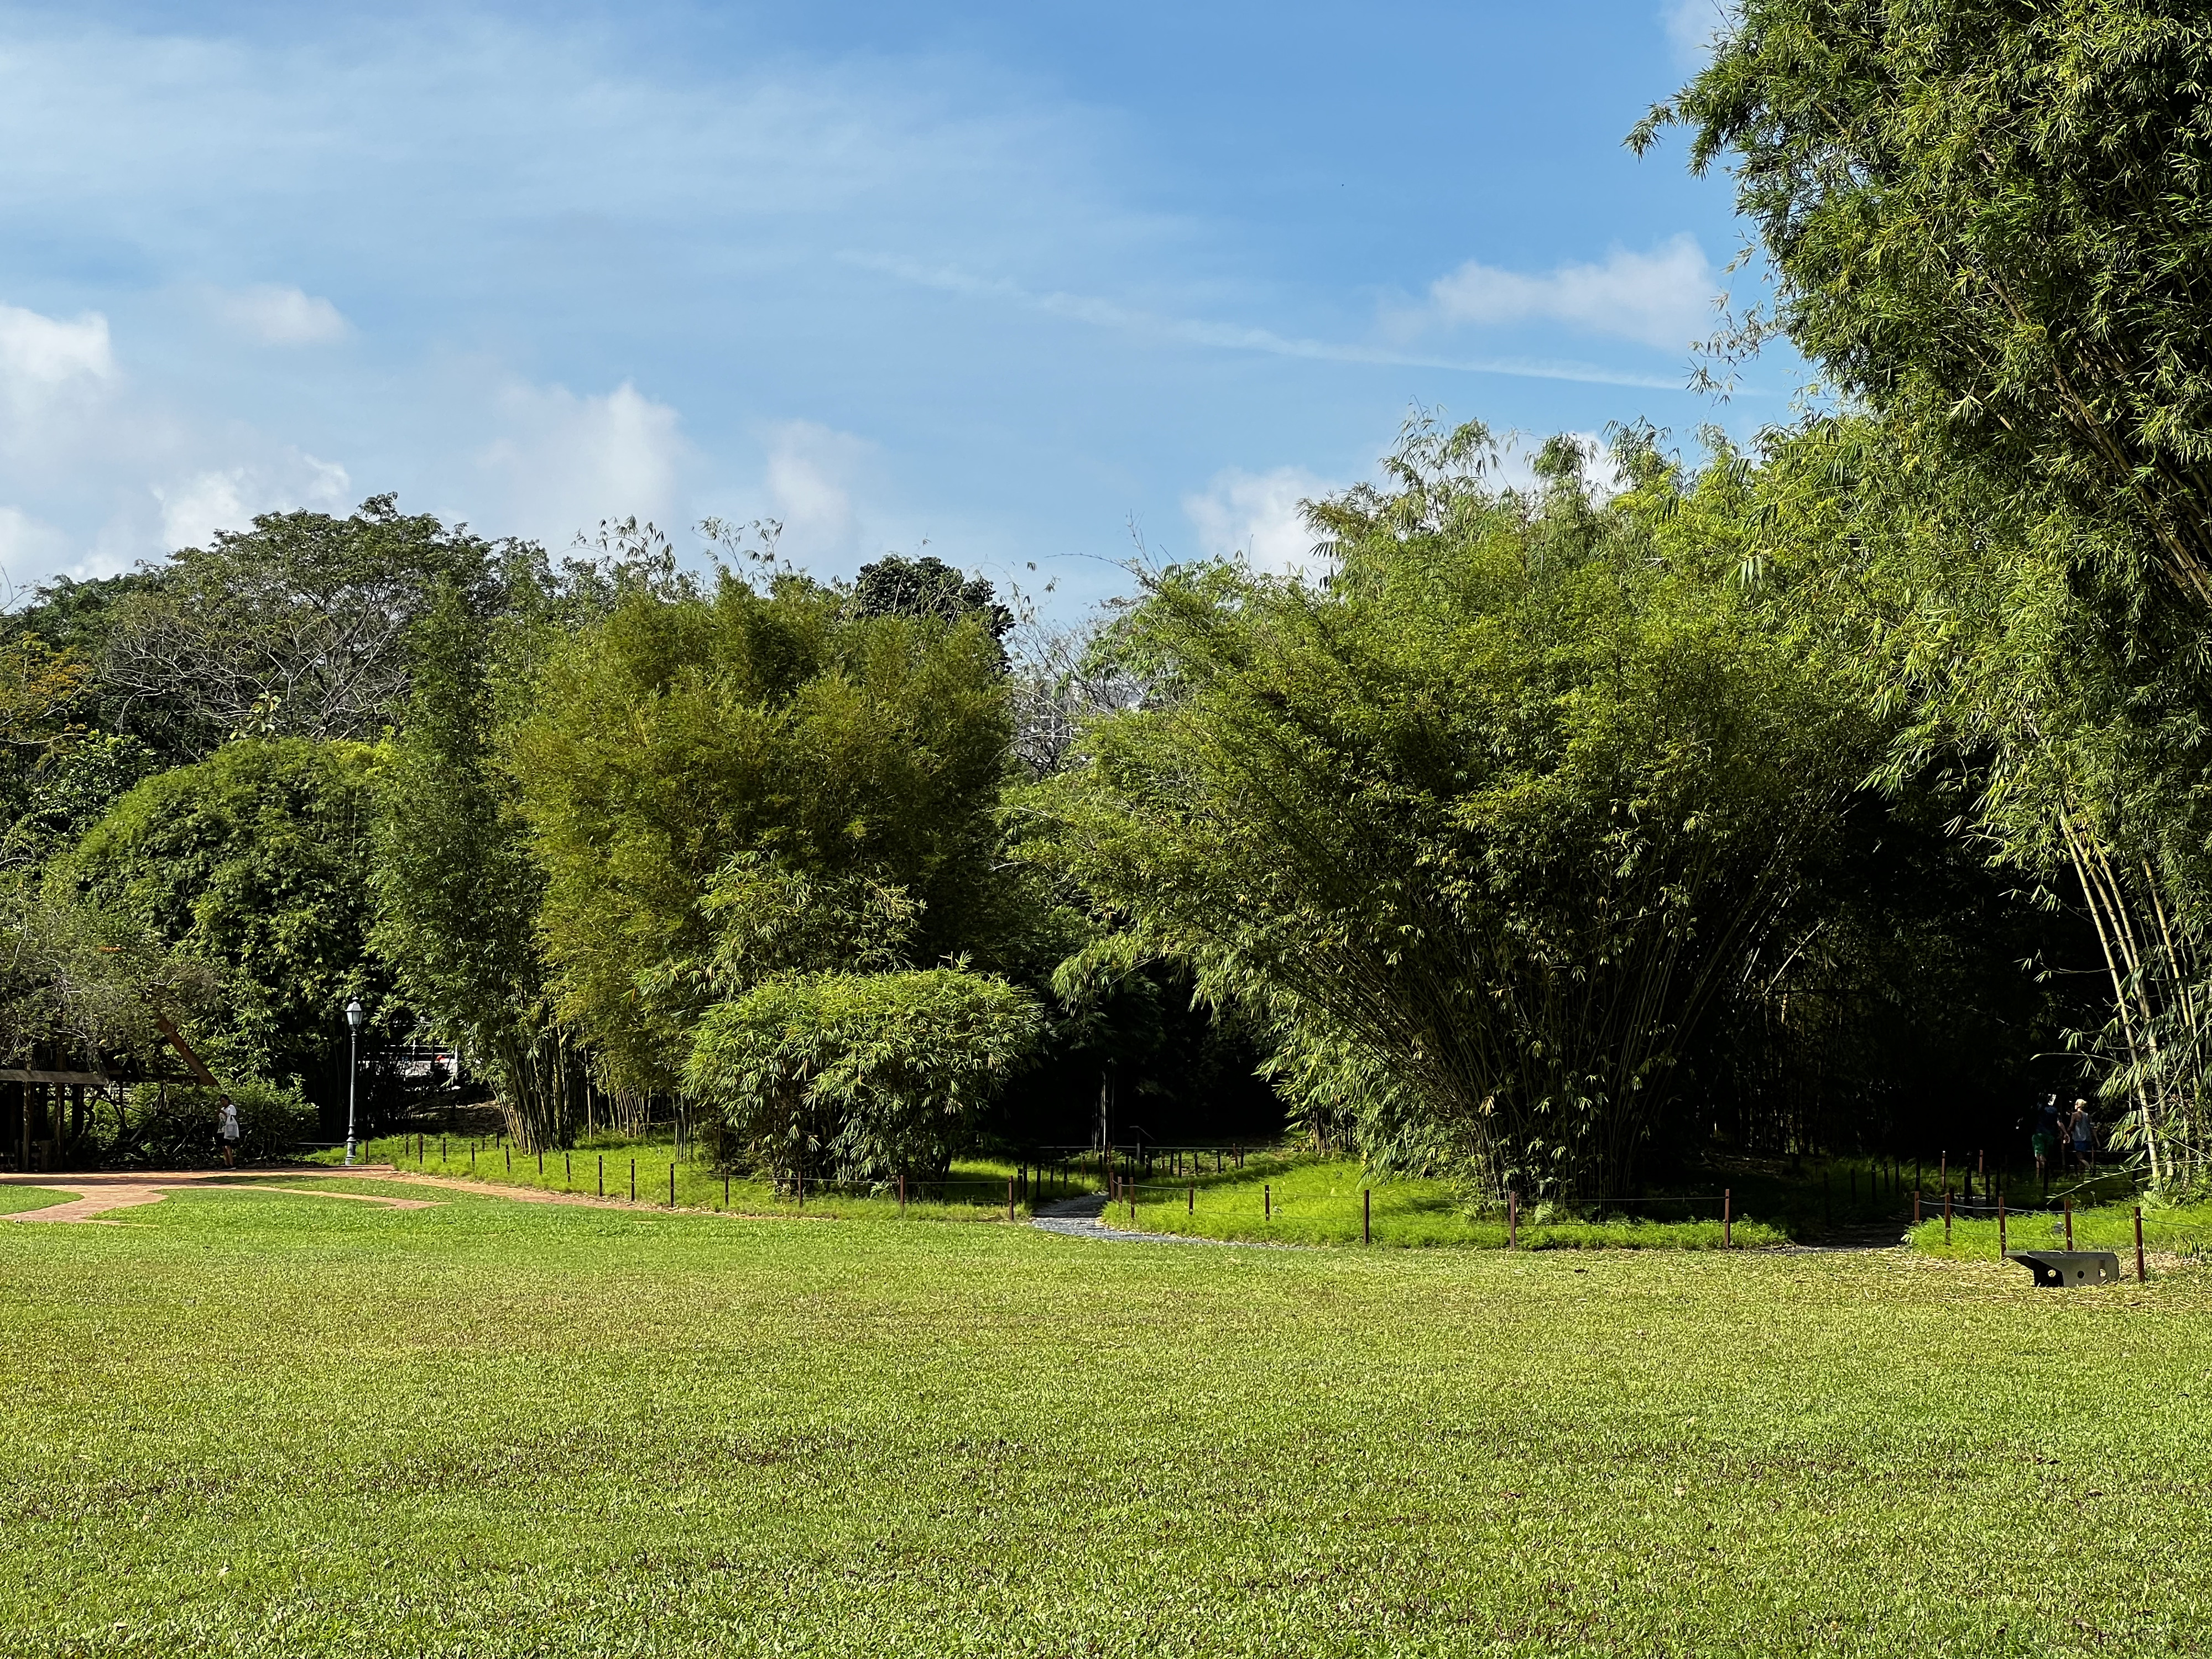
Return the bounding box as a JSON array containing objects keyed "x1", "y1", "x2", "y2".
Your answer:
[
  {"x1": 1118, "y1": 1155, "x2": 1791, "y2": 1249},
  {"x1": 4, "y1": 1179, "x2": 2211, "y2": 1656},
  {"x1": 314, "y1": 1131, "x2": 1076, "y2": 1221}
]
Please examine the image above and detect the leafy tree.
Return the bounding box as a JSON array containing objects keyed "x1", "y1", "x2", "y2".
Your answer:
[
  {"x1": 1637, "y1": 0, "x2": 2212, "y2": 609},
  {"x1": 54, "y1": 738, "x2": 403, "y2": 1104},
  {"x1": 684, "y1": 968, "x2": 1040, "y2": 1185},
  {"x1": 503, "y1": 571, "x2": 1017, "y2": 1094},
  {"x1": 1022, "y1": 422, "x2": 1874, "y2": 1197},
  {"x1": 854, "y1": 554, "x2": 1013, "y2": 640},
  {"x1": 0, "y1": 883, "x2": 220, "y2": 1075},
  {"x1": 370, "y1": 575, "x2": 588, "y2": 1150},
  {"x1": 93, "y1": 495, "x2": 506, "y2": 760}
]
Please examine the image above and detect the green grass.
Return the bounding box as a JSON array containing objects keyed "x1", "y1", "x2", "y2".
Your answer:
[
  {"x1": 310, "y1": 1130, "x2": 1073, "y2": 1222},
  {"x1": 6, "y1": 1177, "x2": 2212, "y2": 1655},
  {"x1": 1118, "y1": 1154, "x2": 1791, "y2": 1249},
  {"x1": 0, "y1": 1185, "x2": 75, "y2": 1215},
  {"x1": 1911, "y1": 1192, "x2": 2212, "y2": 1264}
]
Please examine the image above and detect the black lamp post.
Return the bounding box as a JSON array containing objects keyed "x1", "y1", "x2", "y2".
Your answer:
[{"x1": 344, "y1": 998, "x2": 365, "y2": 1167}]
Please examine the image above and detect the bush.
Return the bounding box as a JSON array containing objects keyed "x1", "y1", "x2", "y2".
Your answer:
[
  {"x1": 112, "y1": 1078, "x2": 315, "y2": 1166},
  {"x1": 684, "y1": 968, "x2": 1040, "y2": 1186}
]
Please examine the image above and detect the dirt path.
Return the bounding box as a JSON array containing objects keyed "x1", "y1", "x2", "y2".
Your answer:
[{"x1": 0, "y1": 1168, "x2": 442, "y2": 1224}]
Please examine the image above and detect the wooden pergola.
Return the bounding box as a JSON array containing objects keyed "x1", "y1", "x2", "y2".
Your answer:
[
  {"x1": 4, "y1": 1067, "x2": 118, "y2": 1175},
  {"x1": 6, "y1": 1010, "x2": 220, "y2": 1174}
]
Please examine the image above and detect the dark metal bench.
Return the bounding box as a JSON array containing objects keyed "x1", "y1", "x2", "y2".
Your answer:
[{"x1": 2008, "y1": 1250, "x2": 2121, "y2": 1287}]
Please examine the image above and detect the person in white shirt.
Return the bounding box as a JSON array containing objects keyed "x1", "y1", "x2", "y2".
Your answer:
[{"x1": 217, "y1": 1098, "x2": 241, "y2": 1167}]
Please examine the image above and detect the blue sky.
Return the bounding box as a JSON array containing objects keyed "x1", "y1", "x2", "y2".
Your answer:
[{"x1": 0, "y1": 0, "x2": 1766, "y2": 613}]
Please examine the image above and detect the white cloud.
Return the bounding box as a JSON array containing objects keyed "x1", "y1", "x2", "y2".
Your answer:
[
  {"x1": 478, "y1": 379, "x2": 684, "y2": 547},
  {"x1": 761, "y1": 420, "x2": 876, "y2": 562},
  {"x1": 0, "y1": 302, "x2": 117, "y2": 443},
  {"x1": 0, "y1": 301, "x2": 113, "y2": 388},
  {"x1": 0, "y1": 505, "x2": 73, "y2": 592},
  {"x1": 150, "y1": 451, "x2": 350, "y2": 551},
  {"x1": 211, "y1": 284, "x2": 349, "y2": 346},
  {"x1": 1183, "y1": 466, "x2": 1333, "y2": 576},
  {"x1": 1411, "y1": 234, "x2": 1721, "y2": 352},
  {"x1": 1662, "y1": 0, "x2": 1733, "y2": 68}
]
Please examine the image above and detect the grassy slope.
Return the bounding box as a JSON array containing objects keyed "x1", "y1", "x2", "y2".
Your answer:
[{"x1": 5, "y1": 1182, "x2": 2212, "y2": 1655}]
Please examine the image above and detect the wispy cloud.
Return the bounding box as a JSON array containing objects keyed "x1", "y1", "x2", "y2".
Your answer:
[
  {"x1": 1661, "y1": 0, "x2": 1733, "y2": 70},
  {"x1": 852, "y1": 255, "x2": 1689, "y2": 390},
  {"x1": 210, "y1": 284, "x2": 349, "y2": 346},
  {"x1": 1407, "y1": 235, "x2": 1722, "y2": 353}
]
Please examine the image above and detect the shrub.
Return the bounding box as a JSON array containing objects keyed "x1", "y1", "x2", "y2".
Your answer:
[{"x1": 684, "y1": 968, "x2": 1040, "y2": 1186}]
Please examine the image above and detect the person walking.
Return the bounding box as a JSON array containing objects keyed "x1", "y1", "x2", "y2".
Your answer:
[
  {"x1": 2031, "y1": 1095, "x2": 2059, "y2": 1188},
  {"x1": 216, "y1": 1097, "x2": 241, "y2": 1168},
  {"x1": 2067, "y1": 1098, "x2": 2095, "y2": 1175}
]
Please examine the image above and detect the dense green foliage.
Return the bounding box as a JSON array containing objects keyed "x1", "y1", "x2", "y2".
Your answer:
[
  {"x1": 3, "y1": 1182, "x2": 2210, "y2": 1655},
  {"x1": 1641, "y1": 0, "x2": 2212, "y2": 608},
  {"x1": 54, "y1": 738, "x2": 397, "y2": 1088},
  {"x1": 1025, "y1": 426, "x2": 1873, "y2": 1195},
  {"x1": 503, "y1": 572, "x2": 1019, "y2": 1096},
  {"x1": 685, "y1": 967, "x2": 1041, "y2": 1184},
  {"x1": 24, "y1": 1, "x2": 2212, "y2": 1186}
]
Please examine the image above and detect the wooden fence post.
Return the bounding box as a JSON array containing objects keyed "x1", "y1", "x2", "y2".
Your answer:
[
  {"x1": 669, "y1": 1164, "x2": 676, "y2": 1207},
  {"x1": 1508, "y1": 1188, "x2": 1518, "y2": 1250},
  {"x1": 2136, "y1": 1207, "x2": 2147, "y2": 1282},
  {"x1": 899, "y1": 1174, "x2": 906, "y2": 1215},
  {"x1": 1363, "y1": 1188, "x2": 1371, "y2": 1245},
  {"x1": 1008, "y1": 1176, "x2": 1015, "y2": 1221},
  {"x1": 1724, "y1": 1188, "x2": 1732, "y2": 1248},
  {"x1": 1997, "y1": 1189, "x2": 2006, "y2": 1259}
]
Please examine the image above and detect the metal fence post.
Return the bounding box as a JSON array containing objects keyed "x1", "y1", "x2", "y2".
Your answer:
[
  {"x1": 2136, "y1": 1207, "x2": 2147, "y2": 1282},
  {"x1": 1363, "y1": 1188, "x2": 1371, "y2": 1245},
  {"x1": 1724, "y1": 1188, "x2": 1732, "y2": 1248}
]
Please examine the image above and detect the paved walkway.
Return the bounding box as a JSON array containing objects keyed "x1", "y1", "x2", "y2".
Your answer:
[
  {"x1": 1030, "y1": 1191, "x2": 1270, "y2": 1246},
  {"x1": 0, "y1": 1166, "x2": 442, "y2": 1223}
]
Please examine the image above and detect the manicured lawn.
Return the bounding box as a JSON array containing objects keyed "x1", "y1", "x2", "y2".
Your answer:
[
  {"x1": 315, "y1": 1131, "x2": 1074, "y2": 1221},
  {"x1": 0, "y1": 1185, "x2": 73, "y2": 1217},
  {"x1": 1913, "y1": 1192, "x2": 2212, "y2": 1264},
  {"x1": 3, "y1": 1178, "x2": 2210, "y2": 1656},
  {"x1": 1118, "y1": 1154, "x2": 1790, "y2": 1249}
]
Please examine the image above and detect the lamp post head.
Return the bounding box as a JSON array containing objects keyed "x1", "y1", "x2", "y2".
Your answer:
[{"x1": 345, "y1": 998, "x2": 365, "y2": 1032}]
